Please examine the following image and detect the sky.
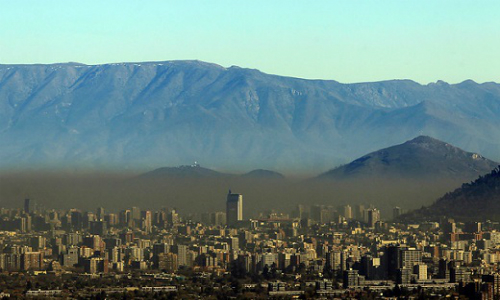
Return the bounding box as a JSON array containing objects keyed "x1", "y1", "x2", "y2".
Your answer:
[{"x1": 0, "y1": 1, "x2": 499, "y2": 84}]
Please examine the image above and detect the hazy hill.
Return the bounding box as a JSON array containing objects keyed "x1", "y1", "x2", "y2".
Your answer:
[
  {"x1": 139, "y1": 164, "x2": 229, "y2": 179},
  {"x1": 2, "y1": 61, "x2": 500, "y2": 172},
  {"x1": 139, "y1": 165, "x2": 284, "y2": 180},
  {"x1": 241, "y1": 169, "x2": 285, "y2": 179},
  {"x1": 401, "y1": 166, "x2": 500, "y2": 222},
  {"x1": 318, "y1": 136, "x2": 498, "y2": 181}
]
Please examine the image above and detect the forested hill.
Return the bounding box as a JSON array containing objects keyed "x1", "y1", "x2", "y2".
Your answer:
[{"x1": 401, "y1": 166, "x2": 500, "y2": 222}]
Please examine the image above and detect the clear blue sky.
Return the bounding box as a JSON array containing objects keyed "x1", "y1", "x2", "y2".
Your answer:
[{"x1": 1, "y1": 1, "x2": 499, "y2": 83}]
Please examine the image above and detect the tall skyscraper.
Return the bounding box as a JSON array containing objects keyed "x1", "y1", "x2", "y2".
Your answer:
[
  {"x1": 141, "y1": 210, "x2": 152, "y2": 234},
  {"x1": 24, "y1": 198, "x2": 30, "y2": 214},
  {"x1": 226, "y1": 190, "x2": 243, "y2": 227},
  {"x1": 292, "y1": 204, "x2": 306, "y2": 219},
  {"x1": 131, "y1": 207, "x2": 141, "y2": 221},
  {"x1": 96, "y1": 207, "x2": 105, "y2": 221},
  {"x1": 355, "y1": 204, "x2": 365, "y2": 221},
  {"x1": 343, "y1": 205, "x2": 352, "y2": 220},
  {"x1": 393, "y1": 207, "x2": 402, "y2": 220},
  {"x1": 367, "y1": 208, "x2": 380, "y2": 228},
  {"x1": 176, "y1": 244, "x2": 188, "y2": 266}
]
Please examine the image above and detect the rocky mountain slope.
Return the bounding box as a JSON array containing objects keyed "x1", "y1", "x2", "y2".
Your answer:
[
  {"x1": 2, "y1": 61, "x2": 500, "y2": 172},
  {"x1": 318, "y1": 136, "x2": 498, "y2": 181},
  {"x1": 401, "y1": 166, "x2": 500, "y2": 222}
]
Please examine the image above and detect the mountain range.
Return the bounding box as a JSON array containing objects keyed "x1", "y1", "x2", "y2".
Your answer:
[
  {"x1": 131, "y1": 137, "x2": 497, "y2": 216},
  {"x1": 2, "y1": 60, "x2": 500, "y2": 172},
  {"x1": 1, "y1": 136, "x2": 496, "y2": 216},
  {"x1": 141, "y1": 136, "x2": 497, "y2": 182},
  {"x1": 139, "y1": 165, "x2": 285, "y2": 179}
]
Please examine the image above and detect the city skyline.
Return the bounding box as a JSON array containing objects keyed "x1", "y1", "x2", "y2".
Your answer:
[{"x1": 0, "y1": 190, "x2": 497, "y2": 298}]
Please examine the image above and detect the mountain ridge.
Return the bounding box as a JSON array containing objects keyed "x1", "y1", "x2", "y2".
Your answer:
[
  {"x1": 139, "y1": 165, "x2": 285, "y2": 179},
  {"x1": 2, "y1": 61, "x2": 495, "y2": 86},
  {"x1": 2, "y1": 60, "x2": 500, "y2": 172},
  {"x1": 318, "y1": 136, "x2": 498, "y2": 180}
]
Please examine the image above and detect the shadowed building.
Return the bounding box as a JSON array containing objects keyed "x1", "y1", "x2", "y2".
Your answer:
[
  {"x1": 24, "y1": 199, "x2": 30, "y2": 214},
  {"x1": 226, "y1": 190, "x2": 243, "y2": 227}
]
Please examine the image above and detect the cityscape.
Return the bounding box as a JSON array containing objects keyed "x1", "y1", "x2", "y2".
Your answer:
[
  {"x1": 2, "y1": 1, "x2": 500, "y2": 299},
  {"x1": 0, "y1": 190, "x2": 499, "y2": 298}
]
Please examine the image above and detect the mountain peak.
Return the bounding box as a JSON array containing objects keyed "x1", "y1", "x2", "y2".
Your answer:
[
  {"x1": 407, "y1": 135, "x2": 441, "y2": 144},
  {"x1": 458, "y1": 79, "x2": 478, "y2": 86},
  {"x1": 318, "y1": 136, "x2": 498, "y2": 180},
  {"x1": 139, "y1": 165, "x2": 228, "y2": 179},
  {"x1": 405, "y1": 136, "x2": 455, "y2": 149}
]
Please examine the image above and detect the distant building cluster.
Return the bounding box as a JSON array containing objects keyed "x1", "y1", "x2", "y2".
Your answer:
[{"x1": 0, "y1": 195, "x2": 500, "y2": 298}]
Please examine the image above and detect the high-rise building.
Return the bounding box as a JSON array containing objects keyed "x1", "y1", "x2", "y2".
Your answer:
[
  {"x1": 383, "y1": 245, "x2": 401, "y2": 280},
  {"x1": 393, "y1": 207, "x2": 402, "y2": 219},
  {"x1": 83, "y1": 212, "x2": 95, "y2": 230},
  {"x1": 367, "y1": 208, "x2": 380, "y2": 228},
  {"x1": 131, "y1": 207, "x2": 141, "y2": 221},
  {"x1": 383, "y1": 245, "x2": 422, "y2": 280},
  {"x1": 176, "y1": 244, "x2": 189, "y2": 267},
  {"x1": 360, "y1": 255, "x2": 382, "y2": 280},
  {"x1": 90, "y1": 221, "x2": 107, "y2": 236},
  {"x1": 141, "y1": 210, "x2": 152, "y2": 234},
  {"x1": 482, "y1": 274, "x2": 500, "y2": 298},
  {"x1": 21, "y1": 252, "x2": 43, "y2": 271},
  {"x1": 344, "y1": 205, "x2": 352, "y2": 220},
  {"x1": 70, "y1": 210, "x2": 83, "y2": 231},
  {"x1": 464, "y1": 222, "x2": 482, "y2": 233},
  {"x1": 105, "y1": 213, "x2": 119, "y2": 226},
  {"x1": 158, "y1": 253, "x2": 178, "y2": 272},
  {"x1": 326, "y1": 251, "x2": 342, "y2": 271},
  {"x1": 212, "y1": 212, "x2": 226, "y2": 226},
  {"x1": 413, "y1": 264, "x2": 427, "y2": 281},
  {"x1": 401, "y1": 248, "x2": 422, "y2": 269},
  {"x1": 29, "y1": 236, "x2": 46, "y2": 250},
  {"x1": 226, "y1": 190, "x2": 243, "y2": 227},
  {"x1": 119, "y1": 210, "x2": 130, "y2": 226},
  {"x1": 83, "y1": 257, "x2": 109, "y2": 274},
  {"x1": 24, "y1": 199, "x2": 30, "y2": 214},
  {"x1": 397, "y1": 268, "x2": 413, "y2": 284},
  {"x1": 310, "y1": 205, "x2": 323, "y2": 222},
  {"x1": 442, "y1": 220, "x2": 457, "y2": 234},
  {"x1": 292, "y1": 204, "x2": 307, "y2": 219},
  {"x1": 63, "y1": 247, "x2": 79, "y2": 267},
  {"x1": 450, "y1": 262, "x2": 471, "y2": 283},
  {"x1": 168, "y1": 209, "x2": 179, "y2": 225},
  {"x1": 355, "y1": 204, "x2": 365, "y2": 221},
  {"x1": 96, "y1": 207, "x2": 105, "y2": 221},
  {"x1": 438, "y1": 258, "x2": 450, "y2": 280},
  {"x1": 343, "y1": 269, "x2": 365, "y2": 288}
]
